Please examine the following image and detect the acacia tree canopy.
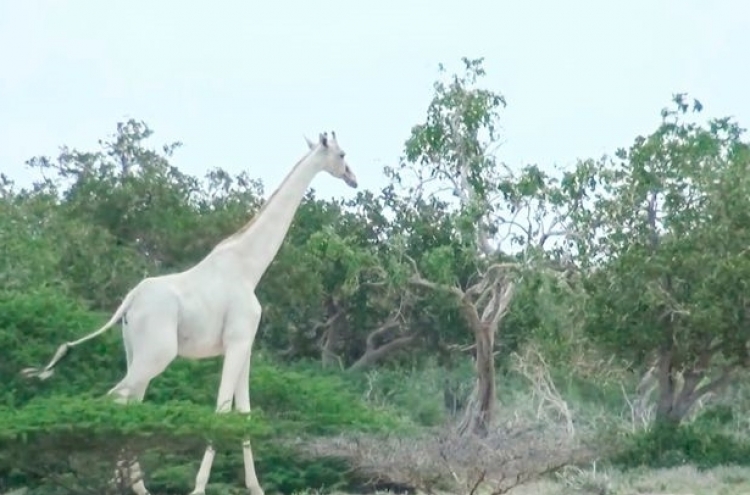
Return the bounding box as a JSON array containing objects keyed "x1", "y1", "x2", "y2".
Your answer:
[{"x1": 576, "y1": 94, "x2": 750, "y2": 424}]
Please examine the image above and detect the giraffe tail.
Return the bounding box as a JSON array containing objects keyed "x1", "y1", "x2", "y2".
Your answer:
[{"x1": 21, "y1": 285, "x2": 139, "y2": 380}]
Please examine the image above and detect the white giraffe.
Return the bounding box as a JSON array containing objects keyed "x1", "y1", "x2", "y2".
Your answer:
[{"x1": 22, "y1": 131, "x2": 358, "y2": 495}]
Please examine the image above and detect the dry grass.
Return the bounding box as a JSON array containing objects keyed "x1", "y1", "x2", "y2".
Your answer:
[
  {"x1": 508, "y1": 464, "x2": 750, "y2": 495},
  {"x1": 310, "y1": 465, "x2": 750, "y2": 495},
  {"x1": 283, "y1": 349, "x2": 750, "y2": 495},
  {"x1": 298, "y1": 351, "x2": 750, "y2": 495}
]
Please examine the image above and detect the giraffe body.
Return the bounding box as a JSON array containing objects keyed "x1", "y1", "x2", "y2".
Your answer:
[{"x1": 22, "y1": 132, "x2": 358, "y2": 495}]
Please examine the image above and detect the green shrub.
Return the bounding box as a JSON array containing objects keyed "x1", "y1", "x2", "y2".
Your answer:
[
  {"x1": 613, "y1": 421, "x2": 750, "y2": 470},
  {"x1": 0, "y1": 287, "x2": 409, "y2": 493},
  {"x1": 140, "y1": 445, "x2": 365, "y2": 495},
  {"x1": 693, "y1": 403, "x2": 735, "y2": 427},
  {"x1": 0, "y1": 393, "x2": 395, "y2": 494},
  {"x1": 0, "y1": 287, "x2": 124, "y2": 407},
  {"x1": 0, "y1": 395, "x2": 269, "y2": 451},
  {"x1": 344, "y1": 361, "x2": 476, "y2": 427},
  {"x1": 249, "y1": 360, "x2": 407, "y2": 434}
]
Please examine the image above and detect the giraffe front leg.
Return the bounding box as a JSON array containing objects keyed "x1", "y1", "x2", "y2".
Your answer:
[
  {"x1": 235, "y1": 355, "x2": 264, "y2": 495},
  {"x1": 189, "y1": 343, "x2": 251, "y2": 495},
  {"x1": 189, "y1": 446, "x2": 216, "y2": 495},
  {"x1": 242, "y1": 439, "x2": 263, "y2": 495}
]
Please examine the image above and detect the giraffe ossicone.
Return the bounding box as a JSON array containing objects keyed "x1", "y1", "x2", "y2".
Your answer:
[{"x1": 22, "y1": 131, "x2": 358, "y2": 495}]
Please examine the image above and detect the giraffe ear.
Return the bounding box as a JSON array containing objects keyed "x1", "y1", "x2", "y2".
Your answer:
[
  {"x1": 304, "y1": 136, "x2": 315, "y2": 150},
  {"x1": 319, "y1": 132, "x2": 328, "y2": 148}
]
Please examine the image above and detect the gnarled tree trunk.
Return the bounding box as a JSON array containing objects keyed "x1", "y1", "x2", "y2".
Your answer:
[
  {"x1": 410, "y1": 261, "x2": 515, "y2": 438},
  {"x1": 652, "y1": 346, "x2": 735, "y2": 426},
  {"x1": 457, "y1": 323, "x2": 496, "y2": 437}
]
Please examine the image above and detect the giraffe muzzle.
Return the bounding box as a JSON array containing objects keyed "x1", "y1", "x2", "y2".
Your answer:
[{"x1": 343, "y1": 174, "x2": 358, "y2": 188}]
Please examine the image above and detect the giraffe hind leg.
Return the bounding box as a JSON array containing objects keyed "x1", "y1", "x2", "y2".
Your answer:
[
  {"x1": 108, "y1": 303, "x2": 179, "y2": 495},
  {"x1": 109, "y1": 381, "x2": 152, "y2": 495}
]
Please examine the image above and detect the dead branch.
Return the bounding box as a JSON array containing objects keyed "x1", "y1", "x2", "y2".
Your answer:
[
  {"x1": 299, "y1": 424, "x2": 596, "y2": 495},
  {"x1": 512, "y1": 346, "x2": 575, "y2": 436},
  {"x1": 446, "y1": 343, "x2": 478, "y2": 354}
]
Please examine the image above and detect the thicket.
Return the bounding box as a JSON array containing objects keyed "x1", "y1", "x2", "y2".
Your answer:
[{"x1": 3, "y1": 57, "x2": 750, "y2": 494}]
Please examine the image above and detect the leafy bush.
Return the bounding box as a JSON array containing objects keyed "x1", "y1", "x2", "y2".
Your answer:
[
  {"x1": 0, "y1": 395, "x2": 268, "y2": 451},
  {"x1": 0, "y1": 395, "x2": 377, "y2": 494},
  {"x1": 343, "y1": 360, "x2": 477, "y2": 427},
  {"x1": 614, "y1": 421, "x2": 750, "y2": 470},
  {"x1": 249, "y1": 360, "x2": 407, "y2": 434},
  {"x1": 0, "y1": 287, "x2": 408, "y2": 493},
  {"x1": 0, "y1": 287, "x2": 123, "y2": 407}
]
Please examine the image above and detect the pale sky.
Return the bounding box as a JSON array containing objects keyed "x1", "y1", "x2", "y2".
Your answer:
[{"x1": 1, "y1": 0, "x2": 748, "y2": 201}]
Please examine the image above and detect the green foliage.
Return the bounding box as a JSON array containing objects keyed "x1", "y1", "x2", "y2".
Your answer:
[
  {"x1": 246, "y1": 360, "x2": 408, "y2": 434},
  {"x1": 0, "y1": 189, "x2": 68, "y2": 293},
  {"x1": 345, "y1": 362, "x2": 476, "y2": 427},
  {"x1": 403, "y1": 56, "x2": 506, "y2": 200},
  {"x1": 582, "y1": 96, "x2": 750, "y2": 359},
  {"x1": 572, "y1": 94, "x2": 750, "y2": 423},
  {"x1": 0, "y1": 393, "x2": 382, "y2": 494},
  {"x1": 0, "y1": 283, "x2": 406, "y2": 493},
  {"x1": 5, "y1": 57, "x2": 750, "y2": 492},
  {"x1": 614, "y1": 421, "x2": 750, "y2": 470},
  {"x1": 0, "y1": 396, "x2": 268, "y2": 452},
  {"x1": 253, "y1": 445, "x2": 359, "y2": 494},
  {"x1": 0, "y1": 287, "x2": 122, "y2": 407}
]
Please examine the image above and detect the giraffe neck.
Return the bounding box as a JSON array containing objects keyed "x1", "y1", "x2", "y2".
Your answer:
[{"x1": 211, "y1": 151, "x2": 320, "y2": 286}]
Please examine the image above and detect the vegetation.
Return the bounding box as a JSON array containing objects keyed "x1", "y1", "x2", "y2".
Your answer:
[{"x1": 2, "y1": 56, "x2": 750, "y2": 494}]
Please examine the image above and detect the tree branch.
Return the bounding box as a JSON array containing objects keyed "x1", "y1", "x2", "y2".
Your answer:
[
  {"x1": 348, "y1": 335, "x2": 416, "y2": 372},
  {"x1": 688, "y1": 364, "x2": 735, "y2": 404},
  {"x1": 487, "y1": 282, "x2": 515, "y2": 330},
  {"x1": 364, "y1": 320, "x2": 402, "y2": 351},
  {"x1": 313, "y1": 308, "x2": 345, "y2": 334},
  {"x1": 405, "y1": 253, "x2": 466, "y2": 299}
]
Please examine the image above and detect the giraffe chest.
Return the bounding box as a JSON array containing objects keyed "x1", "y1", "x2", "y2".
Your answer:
[{"x1": 170, "y1": 268, "x2": 255, "y2": 359}]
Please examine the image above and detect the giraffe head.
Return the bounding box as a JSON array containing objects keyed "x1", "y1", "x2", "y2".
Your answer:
[{"x1": 305, "y1": 131, "x2": 358, "y2": 189}]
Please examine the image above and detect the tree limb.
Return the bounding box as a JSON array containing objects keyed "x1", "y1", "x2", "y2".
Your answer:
[
  {"x1": 348, "y1": 335, "x2": 416, "y2": 372},
  {"x1": 405, "y1": 253, "x2": 466, "y2": 299},
  {"x1": 364, "y1": 320, "x2": 402, "y2": 351},
  {"x1": 487, "y1": 282, "x2": 515, "y2": 330},
  {"x1": 688, "y1": 364, "x2": 735, "y2": 405}
]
